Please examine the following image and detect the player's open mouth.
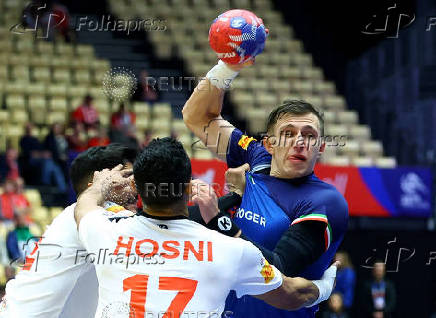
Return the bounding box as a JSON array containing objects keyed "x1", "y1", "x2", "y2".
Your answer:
[{"x1": 288, "y1": 154, "x2": 307, "y2": 162}]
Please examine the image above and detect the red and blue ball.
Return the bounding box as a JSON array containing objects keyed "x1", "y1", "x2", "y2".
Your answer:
[{"x1": 208, "y1": 9, "x2": 269, "y2": 64}]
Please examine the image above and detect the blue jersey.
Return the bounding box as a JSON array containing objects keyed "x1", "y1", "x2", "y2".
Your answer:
[{"x1": 225, "y1": 129, "x2": 349, "y2": 318}]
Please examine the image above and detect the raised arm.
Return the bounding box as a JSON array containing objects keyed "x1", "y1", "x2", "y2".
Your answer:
[
  {"x1": 74, "y1": 175, "x2": 105, "y2": 227},
  {"x1": 255, "y1": 275, "x2": 318, "y2": 310},
  {"x1": 233, "y1": 239, "x2": 338, "y2": 311},
  {"x1": 182, "y1": 61, "x2": 251, "y2": 161}
]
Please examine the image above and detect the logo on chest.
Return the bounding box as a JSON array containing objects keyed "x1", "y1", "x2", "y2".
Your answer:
[{"x1": 234, "y1": 208, "x2": 266, "y2": 227}]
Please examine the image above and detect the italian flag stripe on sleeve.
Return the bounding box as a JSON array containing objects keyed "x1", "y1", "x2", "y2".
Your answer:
[
  {"x1": 291, "y1": 213, "x2": 332, "y2": 251},
  {"x1": 291, "y1": 213, "x2": 328, "y2": 225}
]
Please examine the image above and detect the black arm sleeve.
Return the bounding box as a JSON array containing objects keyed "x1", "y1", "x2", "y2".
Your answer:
[
  {"x1": 187, "y1": 192, "x2": 242, "y2": 225},
  {"x1": 241, "y1": 221, "x2": 327, "y2": 277},
  {"x1": 217, "y1": 192, "x2": 242, "y2": 212}
]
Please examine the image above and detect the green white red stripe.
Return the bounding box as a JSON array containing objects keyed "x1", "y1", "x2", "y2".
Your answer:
[
  {"x1": 291, "y1": 213, "x2": 332, "y2": 250},
  {"x1": 291, "y1": 213, "x2": 328, "y2": 225}
]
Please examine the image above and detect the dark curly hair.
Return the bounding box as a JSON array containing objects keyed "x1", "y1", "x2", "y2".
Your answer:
[
  {"x1": 70, "y1": 143, "x2": 138, "y2": 195},
  {"x1": 133, "y1": 137, "x2": 191, "y2": 207}
]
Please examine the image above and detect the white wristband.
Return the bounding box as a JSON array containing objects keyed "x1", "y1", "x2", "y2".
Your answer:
[
  {"x1": 306, "y1": 265, "x2": 337, "y2": 307},
  {"x1": 205, "y1": 60, "x2": 239, "y2": 90}
]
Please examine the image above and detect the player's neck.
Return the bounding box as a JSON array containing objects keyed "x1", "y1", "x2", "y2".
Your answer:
[
  {"x1": 143, "y1": 202, "x2": 188, "y2": 218},
  {"x1": 269, "y1": 165, "x2": 312, "y2": 180}
]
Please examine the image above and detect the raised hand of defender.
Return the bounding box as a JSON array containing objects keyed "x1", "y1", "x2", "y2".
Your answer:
[
  {"x1": 91, "y1": 164, "x2": 136, "y2": 207},
  {"x1": 191, "y1": 179, "x2": 219, "y2": 224}
]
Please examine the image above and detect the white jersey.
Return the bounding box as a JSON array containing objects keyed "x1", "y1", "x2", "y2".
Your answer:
[
  {"x1": 1, "y1": 202, "x2": 133, "y2": 318},
  {"x1": 78, "y1": 209, "x2": 283, "y2": 318}
]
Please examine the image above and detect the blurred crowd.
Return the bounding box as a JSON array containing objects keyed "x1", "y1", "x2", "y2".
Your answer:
[
  {"x1": 0, "y1": 94, "x2": 164, "y2": 287},
  {"x1": 0, "y1": 177, "x2": 36, "y2": 288},
  {"x1": 0, "y1": 95, "x2": 160, "y2": 193},
  {"x1": 320, "y1": 252, "x2": 397, "y2": 318}
]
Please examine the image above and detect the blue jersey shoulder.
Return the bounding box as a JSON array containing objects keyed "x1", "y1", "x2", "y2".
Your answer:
[
  {"x1": 226, "y1": 128, "x2": 271, "y2": 172},
  {"x1": 256, "y1": 173, "x2": 348, "y2": 242},
  {"x1": 305, "y1": 176, "x2": 349, "y2": 240}
]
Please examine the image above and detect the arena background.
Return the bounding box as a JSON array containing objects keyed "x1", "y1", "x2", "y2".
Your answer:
[{"x1": 0, "y1": 0, "x2": 434, "y2": 317}]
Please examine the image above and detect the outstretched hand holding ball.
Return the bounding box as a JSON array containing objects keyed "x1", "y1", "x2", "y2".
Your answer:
[{"x1": 208, "y1": 9, "x2": 268, "y2": 65}]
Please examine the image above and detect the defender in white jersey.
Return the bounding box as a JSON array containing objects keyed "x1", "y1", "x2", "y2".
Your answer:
[
  {"x1": 0, "y1": 144, "x2": 138, "y2": 318},
  {"x1": 75, "y1": 138, "x2": 338, "y2": 317}
]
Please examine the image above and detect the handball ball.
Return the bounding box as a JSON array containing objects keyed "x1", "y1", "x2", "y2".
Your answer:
[{"x1": 208, "y1": 9, "x2": 269, "y2": 64}]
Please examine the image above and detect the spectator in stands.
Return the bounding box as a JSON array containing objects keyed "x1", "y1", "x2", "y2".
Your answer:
[
  {"x1": 140, "y1": 129, "x2": 153, "y2": 148},
  {"x1": 87, "y1": 126, "x2": 111, "y2": 148},
  {"x1": 122, "y1": 126, "x2": 139, "y2": 149},
  {"x1": 19, "y1": 123, "x2": 67, "y2": 192},
  {"x1": 11, "y1": 178, "x2": 32, "y2": 223},
  {"x1": 21, "y1": 0, "x2": 74, "y2": 42},
  {"x1": 322, "y1": 293, "x2": 349, "y2": 318},
  {"x1": 0, "y1": 148, "x2": 20, "y2": 182},
  {"x1": 71, "y1": 95, "x2": 99, "y2": 129},
  {"x1": 135, "y1": 70, "x2": 158, "y2": 102},
  {"x1": 111, "y1": 103, "x2": 136, "y2": 133},
  {"x1": 49, "y1": 1, "x2": 75, "y2": 42},
  {"x1": 334, "y1": 251, "x2": 356, "y2": 310},
  {"x1": 67, "y1": 121, "x2": 88, "y2": 153},
  {"x1": 44, "y1": 122, "x2": 69, "y2": 181},
  {"x1": 0, "y1": 178, "x2": 32, "y2": 224},
  {"x1": 110, "y1": 103, "x2": 136, "y2": 144},
  {"x1": 0, "y1": 179, "x2": 18, "y2": 221},
  {"x1": 361, "y1": 261, "x2": 396, "y2": 318},
  {"x1": 6, "y1": 212, "x2": 34, "y2": 265}
]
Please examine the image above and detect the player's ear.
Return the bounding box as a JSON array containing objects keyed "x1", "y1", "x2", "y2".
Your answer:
[
  {"x1": 319, "y1": 138, "x2": 326, "y2": 153},
  {"x1": 185, "y1": 180, "x2": 193, "y2": 196},
  {"x1": 315, "y1": 137, "x2": 326, "y2": 160},
  {"x1": 263, "y1": 135, "x2": 274, "y2": 155},
  {"x1": 183, "y1": 180, "x2": 193, "y2": 203}
]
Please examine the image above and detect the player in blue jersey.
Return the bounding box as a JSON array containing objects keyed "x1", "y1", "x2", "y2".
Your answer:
[{"x1": 182, "y1": 61, "x2": 349, "y2": 318}]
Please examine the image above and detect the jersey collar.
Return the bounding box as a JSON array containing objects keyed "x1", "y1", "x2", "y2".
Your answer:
[
  {"x1": 136, "y1": 209, "x2": 188, "y2": 220},
  {"x1": 259, "y1": 171, "x2": 315, "y2": 185}
]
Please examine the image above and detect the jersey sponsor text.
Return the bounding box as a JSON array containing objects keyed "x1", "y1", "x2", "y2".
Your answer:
[{"x1": 235, "y1": 208, "x2": 266, "y2": 227}]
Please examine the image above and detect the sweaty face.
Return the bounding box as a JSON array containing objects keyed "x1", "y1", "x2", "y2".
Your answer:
[{"x1": 265, "y1": 113, "x2": 324, "y2": 179}]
